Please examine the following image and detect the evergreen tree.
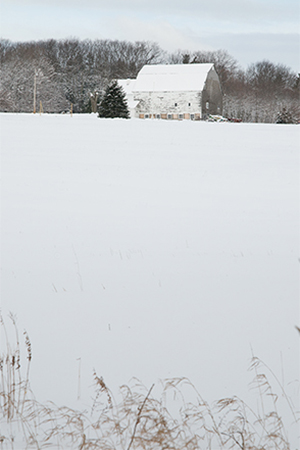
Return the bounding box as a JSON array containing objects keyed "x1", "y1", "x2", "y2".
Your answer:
[
  {"x1": 98, "y1": 80, "x2": 130, "y2": 118},
  {"x1": 276, "y1": 107, "x2": 295, "y2": 124}
]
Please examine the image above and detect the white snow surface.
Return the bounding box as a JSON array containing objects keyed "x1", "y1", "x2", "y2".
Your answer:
[
  {"x1": 0, "y1": 114, "x2": 299, "y2": 443},
  {"x1": 132, "y1": 63, "x2": 214, "y2": 92}
]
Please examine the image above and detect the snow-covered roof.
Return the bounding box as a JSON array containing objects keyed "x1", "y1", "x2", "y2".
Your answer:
[
  {"x1": 117, "y1": 80, "x2": 139, "y2": 110},
  {"x1": 132, "y1": 63, "x2": 214, "y2": 92},
  {"x1": 118, "y1": 79, "x2": 136, "y2": 95},
  {"x1": 127, "y1": 99, "x2": 140, "y2": 109}
]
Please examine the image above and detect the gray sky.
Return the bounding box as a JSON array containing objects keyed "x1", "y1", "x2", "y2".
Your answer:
[{"x1": 1, "y1": 0, "x2": 299, "y2": 71}]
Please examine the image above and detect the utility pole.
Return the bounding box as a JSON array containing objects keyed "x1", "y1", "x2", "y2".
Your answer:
[{"x1": 33, "y1": 71, "x2": 37, "y2": 114}]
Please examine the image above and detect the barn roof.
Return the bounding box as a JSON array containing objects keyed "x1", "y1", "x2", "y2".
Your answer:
[
  {"x1": 118, "y1": 79, "x2": 136, "y2": 94},
  {"x1": 118, "y1": 79, "x2": 139, "y2": 109},
  {"x1": 132, "y1": 63, "x2": 214, "y2": 92}
]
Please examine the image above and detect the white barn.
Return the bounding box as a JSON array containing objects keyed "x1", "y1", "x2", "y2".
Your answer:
[{"x1": 120, "y1": 63, "x2": 223, "y2": 120}]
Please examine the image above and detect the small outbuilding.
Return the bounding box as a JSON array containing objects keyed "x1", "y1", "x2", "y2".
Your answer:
[{"x1": 120, "y1": 63, "x2": 223, "y2": 120}]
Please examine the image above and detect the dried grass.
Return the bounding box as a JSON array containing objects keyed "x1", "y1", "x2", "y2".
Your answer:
[{"x1": 0, "y1": 314, "x2": 298, "y2": 449}]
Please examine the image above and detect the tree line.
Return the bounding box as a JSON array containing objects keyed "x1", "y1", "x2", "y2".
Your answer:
[{"x1": 0, "y1": 38, "x2": 299, "y2": 122}]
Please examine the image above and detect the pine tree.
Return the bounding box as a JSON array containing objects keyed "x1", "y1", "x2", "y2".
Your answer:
[{"x1": 98, "y1": 81, "x2": 130, "y2": 118}]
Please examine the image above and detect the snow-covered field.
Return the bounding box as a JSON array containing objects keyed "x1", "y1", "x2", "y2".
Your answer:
[{"x1": 1, "y1": 114, "x2": 299, "y2": 443}]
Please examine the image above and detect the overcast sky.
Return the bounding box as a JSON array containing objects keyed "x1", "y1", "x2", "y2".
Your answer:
[{"x1": 1, "y1": 0, "x2": 299, "y2": 72}]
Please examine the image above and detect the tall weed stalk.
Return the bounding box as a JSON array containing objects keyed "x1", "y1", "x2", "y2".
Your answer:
[{"x1": 0, "y1": 314, "x2": 298, "y2": 449}]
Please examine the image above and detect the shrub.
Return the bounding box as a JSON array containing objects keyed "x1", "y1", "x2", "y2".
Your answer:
[{"x1": 276, "y1": 107, "x2": 296, "y2": 124}]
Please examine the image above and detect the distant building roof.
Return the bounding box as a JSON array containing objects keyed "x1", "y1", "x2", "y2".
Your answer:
[
  {"x1": 132, "y1": 63, "x2": 214, "y2": 92},
  {"x1": 118, "y1": 79, "x2": 136, "y2": 94},
  {"x1": 118, "y1": 79, "x2": 139, "y2": 109}
]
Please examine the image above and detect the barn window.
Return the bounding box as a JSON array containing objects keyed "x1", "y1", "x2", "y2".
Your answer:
[
  {"x1": 190, "y1": 114, "x2": 195, "y2": 120},
  {"x1": 145, "y1": 114, "x2": 149, "y2": 119},
  {"x1": 156, "y1": 114, "x2": 161, "y2": 119},
  {"x1": 167, "y1": 114, "x2": 172, "y2": 120},
  {"x1": 175, "y1": 103, "x2": 178, "y2": 107},
  {"x1": 188, "y1": 103, "x2": 191, "y2": 106},
  {"x1": 178, "y1": 114, "x2": 184, "y2": 120}
]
